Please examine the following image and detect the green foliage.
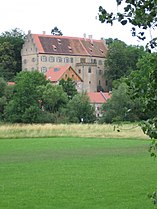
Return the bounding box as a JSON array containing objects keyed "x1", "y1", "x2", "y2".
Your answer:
[
  {"x1": 0, "y1": 77, "x2": 13, "y2": 120},
  {"x1": 4, "y1": 71, "x2": 48, "y2": 123},
  {"x1": 105, "y1": 39, "x2": 145, "y2": 88},
  {"x1": 0, "y1": 28, "x2": 25, "y2": 81},
  {"x1": 59, "y1": 78, "x2": 78, "y2": 99},
  {"x1": 101, "y1": 82, "x2": 141, "y2": 123},
  {"x1": 99, "y1": 0, "x2": 157, "y2": 50},
  {"x1": 67, "y1": 93, "x2": 96, "y2": 123},
  {"x1": 40, "y1": 83, "x2": 68, "y2": 113},
  {"x1": 51, "y1": 26, "x2": 63, "y2": 36}
]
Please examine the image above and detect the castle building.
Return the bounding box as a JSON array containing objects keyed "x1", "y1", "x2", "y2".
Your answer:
[{"x1": 21, "y1": 31, "x2": 108, "y2": 92}]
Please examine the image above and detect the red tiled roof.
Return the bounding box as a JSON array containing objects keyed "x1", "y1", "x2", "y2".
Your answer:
[
  {"x1": 31, "y1": 34, "x2": 107, "y2": 57},
  {"x1": 87, "y1": 92, "x2": 111, "y2": 104},
  {"x1": 46, "y1": 64, "x2": 70, "y2": 82},
  {"x1": 7, "y1": 82, "x2": 15, "y2": 85}
]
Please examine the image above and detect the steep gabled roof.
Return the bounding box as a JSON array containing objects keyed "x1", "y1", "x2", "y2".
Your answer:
[
  {"x1": 31, "y1": 34, "x2": 107, "y2": 57},
  {"x1": 87, "y1": 92, "x2": 111, "y2": 104},
  {"x1": 45, "y1": 64, "x2": 83, "y2": 82}
]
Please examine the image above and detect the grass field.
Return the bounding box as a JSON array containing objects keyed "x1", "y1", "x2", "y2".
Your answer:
[{"x1": 0, "y1": 134, "x2": 156, "y2": 209}]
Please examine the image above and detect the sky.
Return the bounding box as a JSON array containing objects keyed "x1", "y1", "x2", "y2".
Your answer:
[{"x1": 0, "y1": 0, "x2": 153, "y2": 46}]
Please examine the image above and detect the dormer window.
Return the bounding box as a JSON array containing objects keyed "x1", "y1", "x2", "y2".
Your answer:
[
  {"x1": 89, "y1": 48, "x2": 93, "y2": 53},
  {"x1": 52, "y1": 45, "x2": 57, "y2": 51},
  {"x1": 68, "y1": 46, "x2": 72, "y2": 52},
  {"x1": 100, "y1": 49, "x2": 103, "y2": 53},
  {"x1": 57, "y1": 39, "x2": 61, "y2": 44}
]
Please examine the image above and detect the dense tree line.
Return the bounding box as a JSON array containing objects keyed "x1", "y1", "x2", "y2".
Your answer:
[
  {"x1": 0, "y1": 72, "x2": 95, "y2": 124},
  {"x1": 0, "y1": 28, "x2": 25, "y2": 81}
]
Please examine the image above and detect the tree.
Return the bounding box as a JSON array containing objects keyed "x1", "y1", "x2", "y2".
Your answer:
[
  {"x1": 0, "y1": 28, "x2": 25, "y2": 81},
  {"x1": 0, "y1": 77, "x2": 14, "y2": 121},
  {"x1": 59, "y1": 78, "x2": 78, "y2": 99},
  {"x1": 51, "y1": 27, "x2": 63, "y2": 36},
  {"x1": 4, "y1": 71, "x2": 48, "y2": 123},
  {"x1": 99, "y1": 0, "x2": 157, "y2": 50},
  {"x1": 40, "y1": 83, "x2": 68, "y2": 113},
  {"x1": 105, "y1": 39, "x2": 145, "y2": 89},
  {"x1": 67, "y1": 93, "x2": 96, "y2": 123},
  {"x1": 100, "y1": 82, "x2": 141, "y2": 123}
]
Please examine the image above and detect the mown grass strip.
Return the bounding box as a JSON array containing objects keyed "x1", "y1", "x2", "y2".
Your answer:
[{"x1": 0, "y1": 137, "x2": 155, "y2": 209}]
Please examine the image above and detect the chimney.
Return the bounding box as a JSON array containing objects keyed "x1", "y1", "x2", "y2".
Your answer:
[
  {"x1": 83, "y1": 33, "x2": 86, "y2": 41},
  {"x1": 28, "y1": 30, "x2": 31, "y2": 34},
  {"x1": 42, "y1": 31, "x2": 46, "y2": 35},
  {"x1": 88, "y1": 35, "x2": 93, "y2": 44}
]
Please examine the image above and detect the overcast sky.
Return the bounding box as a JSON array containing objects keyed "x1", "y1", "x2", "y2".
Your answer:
[{"x1": 0, "y1": 0, "x2": 151, "y2": 45}]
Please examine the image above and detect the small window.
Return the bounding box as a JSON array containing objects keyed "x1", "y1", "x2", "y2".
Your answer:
[
  {"x1": 89, "y1": 48, "x2": 92, "y2": 52},
  {"x1": 78, "y1": 69, "x2": 81, "y2": 74},
  {"x1": 89, "y1": 81, "x2": 91, "y2": 84},
  {"x1": 41, "y1": 67, "x2": 47, "y2": 73},
  {"x1": 99, "y1": 80, "x2": 101, "y2": 85},
  {"x1": 49, "y1": 56, "x2": 55, "y2": 62},
  {"x1": 57, "y1": 39, "x2": 61, "y2": 44},
  {"x1": 68, "y1": 46, "x2": 72, "y2": 52},
  {"x1": 32, "y1": 57, "x2": 36, "y2": 62},
  {"x1": 100, "y1": 49, "x2": 103, "y2": 53},
  {"x1": 80, "y1": 58, "x2": 86, "y2": 63},
  {"x1": 23, "y1": 59, "x2": 27, "y2": 64},
  {"x1": 88, "y1": 67, "x2": 91, "y2": 73},
  {"x1": 65, "y1": 74, "x2": 67, "y2": 78},
  {"x1": 106, "y1": 80, "x2": 108, "y2": 86},
  {"x1": 98, "y1": 60, "x2": 103, "y2": 65},
  {"x1": 52, "y1": 45, "x2": 57, "y2": 51},
  {"x1": 41, "y1": 56, "x2": 47, "y2": 62},
  {"x1": 32, "y1": 67, "x2": 35, "y2": 71},
  {"x1": 64, "y1": 57, "x2": 69, "y2": 63},
  {"x1": 72, "y1": 74, "x2": 74, "y2": 78},
  {"x1": 99, "y1": 70, "x2": 102, "y2": 75},
  {"x1": 70, "y1": 58, "x2": 73, "y2": 63},
  {"x1": 57, "y1": 57, "x2": 62, "y2": 62}
]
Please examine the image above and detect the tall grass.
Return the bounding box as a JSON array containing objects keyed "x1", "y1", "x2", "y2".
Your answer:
[{"x1": 0, "y1": 123, "x2": 148, "y2": 139}]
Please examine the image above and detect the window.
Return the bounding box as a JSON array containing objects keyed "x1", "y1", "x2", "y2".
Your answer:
[
  {"x1": 98, "y1": 60, "x2": 103, "y2": 65},
  {"x1": 106, "y1": 80, "x2": 108, "y2": 86},
  {"x1": 88, "y1": 67, "x2": 91, "y2": 73},
  {"x1": 57, "y1": 39, "x2": 61, "y2": 44},
  {"x1": 32, "y1": 57, "x2": 36, "y2": 62},
  {"x1": 89, "y1": 81, "x2": 91, "y2": 84},
  {"x1": 99, "y1": 80, "x2": 101, "y2": 85},
  {"x1": 64, "y1": 57, "x2": 69, "y2": 63},
  {"x1": 68, "y1": 46, "x2": 72, "y2": 52},
  {"x1": 57, "y1": 57, "x2": 62, "y2": 62},
  {"x1": 65, "y1": 74, "x2": 67, "y2": 78},
  {"x1": 70, "y1": 58, "x2": 73, "y2": 63},
  {"x1": 49, "y1": 56, "x2": 55, "y2": 62},
  {"x1": 52, "y1": 45, "x2": 57, "y2": 51},
  {"x1": 100, "y1": 49, "x2": 104, "y2": 53},
  {"x1": 99, "y1": 70, "x2": 102, "y2": 75},
  {"x1": 23, "y1": 59, "x2": 27, "y2": 64},
  {"x1": 72, "y1": 74, "x2": 74, "y2": 78},
  {"x1": 41, "y1": 56, "x2": 47, "y2": 62},
  {"x1": 31, "y1": 67, "x2": 35, "y2": 71},
  {"x1": 41, "y1": 67, "x2": 47, "y2": 73},
  {"x1": 78, "y1": 69, "x2": 81, "y2": 74},
  {"x1": 89, "y1": 48, "x2": 92, "y2": 53},
  {"x1": 80, "y1": 58, "x2": 86, "y2": 63}
]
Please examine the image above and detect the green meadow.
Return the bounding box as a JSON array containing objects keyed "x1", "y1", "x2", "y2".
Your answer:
[{"x1": 0, "y1": 130, "x2": 156, "y2": 209}]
